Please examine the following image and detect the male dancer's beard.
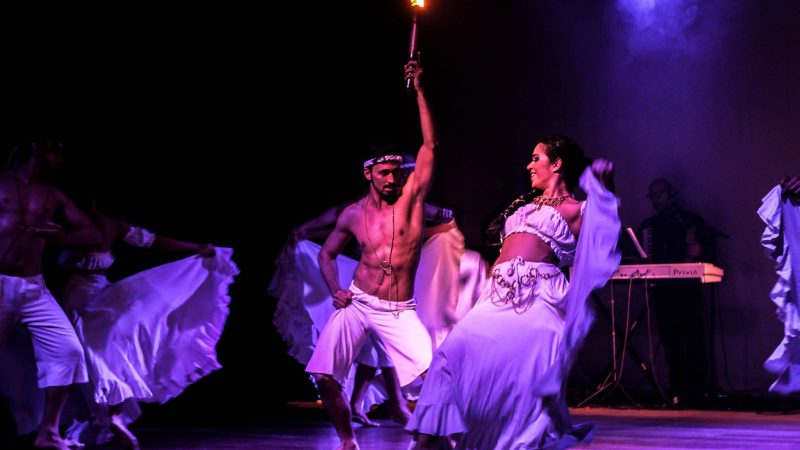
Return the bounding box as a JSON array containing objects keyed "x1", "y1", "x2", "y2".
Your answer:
[
  {"x1": 380, "y1": 189, "x2": 400, "y2": 204},
  {"x1": 373, "y1": 179, "x2": 400, "y2": 204}
]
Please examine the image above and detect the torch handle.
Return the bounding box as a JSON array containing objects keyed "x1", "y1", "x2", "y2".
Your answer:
[{"x1": 406, "y1": 12, "x2": 419, "y2": 90}]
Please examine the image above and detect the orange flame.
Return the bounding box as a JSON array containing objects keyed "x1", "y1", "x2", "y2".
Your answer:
[{"x1": 411, "y1": 0, "x2": 424, "y2": 7}]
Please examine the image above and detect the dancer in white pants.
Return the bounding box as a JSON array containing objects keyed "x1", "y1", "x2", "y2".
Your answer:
[{"x1": 0, "y1": 140, "x2": 100, "y2": 450}]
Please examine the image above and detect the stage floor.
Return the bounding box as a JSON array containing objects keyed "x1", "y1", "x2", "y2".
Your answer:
[{"x1": 129, "y1": 407, "x2": 800, "y2": 450}]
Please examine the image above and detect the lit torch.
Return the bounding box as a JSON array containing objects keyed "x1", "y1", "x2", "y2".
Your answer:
[{"x1": 406, "y1": 0, "x2": 425, "y2": 90}]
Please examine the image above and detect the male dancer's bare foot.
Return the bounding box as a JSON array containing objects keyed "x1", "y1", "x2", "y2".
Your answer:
[
  {"x1": 110, "y1": 419, "x2": 141, "y2": 450},
  {"x1": 351, "y1": 408, "x2": 380, "y2": 427},
  {"x1": 391, "y1": 403, "x2": 412, "y2": 426},
  {"x1": 336, "y1": 439, "x2": 360, "y2": 450},
  {"x1": 32, "y1": 430, "x2": 70, "y2": 450}
]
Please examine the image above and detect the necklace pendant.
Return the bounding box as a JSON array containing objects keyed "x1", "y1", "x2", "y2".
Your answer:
[{"x1": 377, "y1": 260, "x2": 392, "y2": 276}]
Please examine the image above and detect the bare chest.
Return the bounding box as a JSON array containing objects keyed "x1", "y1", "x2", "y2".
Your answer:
[
  {"x1": 0, "y1": 179, "x2": 57, "y2": 232},
  {"x1": 351, "y1": 206, "x2": 420, "y2": 262}
]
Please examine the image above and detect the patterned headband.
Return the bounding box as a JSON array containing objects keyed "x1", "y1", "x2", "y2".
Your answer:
[{"x1": 363, "y1": 154, "x2": 404, "y2": 168}]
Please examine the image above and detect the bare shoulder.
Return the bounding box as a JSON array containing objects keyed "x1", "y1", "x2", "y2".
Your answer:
[
  {"x1": 558, "y1": 198, "x2": 583, "y2": 224},
  {"x1": 337, "y1": 200, "x2": 364, "y2": 226}
]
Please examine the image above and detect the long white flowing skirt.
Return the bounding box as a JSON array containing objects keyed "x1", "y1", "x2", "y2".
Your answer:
[
  {"x1": 407, "y1": 168, "x2": 621, "y2": 449},
  {"x1": 759, "y1": 186, "x2": 800, "y2": 394},
  {"x1": 69, "y1": 249, "x2": 238, "y2": 407},
  {"x1": 0, "y1": 249, "x2": 238, "y2": 443}
]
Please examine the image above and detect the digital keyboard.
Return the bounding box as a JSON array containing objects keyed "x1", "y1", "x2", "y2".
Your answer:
[{"x1": 611, "y1": 262, "x2": 724, "y2": 283}]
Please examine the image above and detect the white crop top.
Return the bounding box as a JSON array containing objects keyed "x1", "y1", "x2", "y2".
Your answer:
[{"x1": 501, "y1": 202, "x2": 585, "y2": 266}]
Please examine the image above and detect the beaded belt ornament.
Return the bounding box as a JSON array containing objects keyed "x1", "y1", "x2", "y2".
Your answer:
[{"x1": 490, "y1": 259, "x2": 561, "y2": 314}]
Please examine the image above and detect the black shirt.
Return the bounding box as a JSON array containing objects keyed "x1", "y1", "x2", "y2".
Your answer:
[{"x1": 638, "y1": 208, "x2": 707, "y2": 264}]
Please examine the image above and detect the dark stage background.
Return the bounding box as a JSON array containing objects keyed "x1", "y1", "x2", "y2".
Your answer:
[{"x1": 3, "y1": 0, "x2": 800, "y2": 429}]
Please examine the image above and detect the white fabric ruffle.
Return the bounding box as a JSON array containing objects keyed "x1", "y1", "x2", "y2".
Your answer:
[{"x1": 759, "y1": 186, "x2": 800, "y2": 394}]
